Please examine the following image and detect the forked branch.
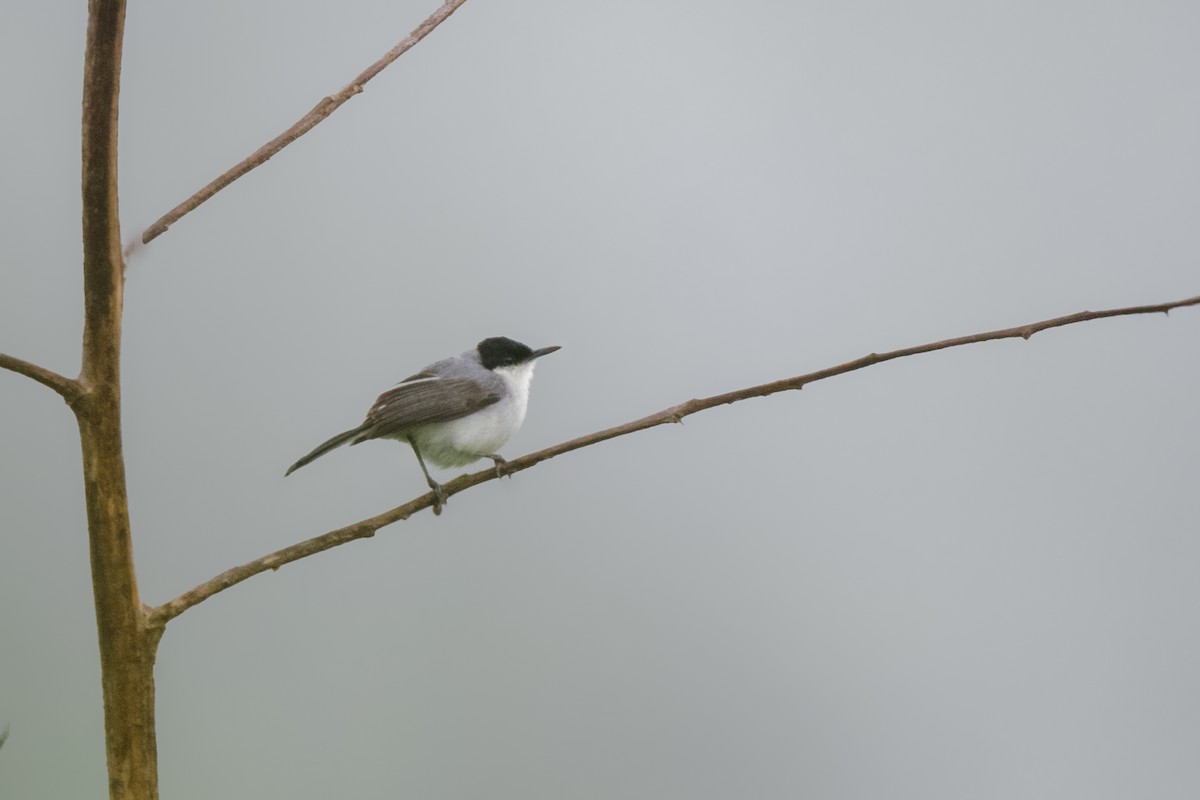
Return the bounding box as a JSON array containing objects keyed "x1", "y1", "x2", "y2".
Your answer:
[
  {"x1": 134, "y1": 0, "x2": 471, "y2": 248},
  {"x1": 149, "y1": 293, "x2": 1200, "y2": 627},
  {"x1": 0, "y1": 353, "x2": 85, "y2": 405}
]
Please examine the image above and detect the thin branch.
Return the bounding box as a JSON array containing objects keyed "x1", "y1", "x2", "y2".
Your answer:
[
  {"x1": 149, "y1": 293, "x2": 1200, "y2": 627},
  {"x1": 0, "y1": 352, "x2": 85, "y2": 405},
  {"x1": 133, "y1": 0, "x2": 471, "y2": 249}
]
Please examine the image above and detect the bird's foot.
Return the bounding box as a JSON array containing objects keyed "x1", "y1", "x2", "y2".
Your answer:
[
  {"x1": 484, "y1": 454, "x2": 511, "y2": 479},
  {"x1": 427, "y1": 481, "x2": 447, "y2": 515}
]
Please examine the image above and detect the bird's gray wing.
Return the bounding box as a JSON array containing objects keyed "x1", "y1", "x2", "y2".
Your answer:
[{"x1": 362, "y1": 378, "x2": 501, "y2": 440}]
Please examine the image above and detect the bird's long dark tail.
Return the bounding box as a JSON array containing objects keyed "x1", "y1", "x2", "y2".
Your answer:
[{"x1": 285, "y1": 423, "x2": 371, "y2": 476}]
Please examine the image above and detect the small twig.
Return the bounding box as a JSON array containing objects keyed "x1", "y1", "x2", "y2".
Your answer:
[
  {"x1": 0, "y1": 353, "x2": 85, "y2": 405},
  {"x1": 150, "y1": 293, "x2": 1200, "y2": 626},
  {"x1": 133, "y1": 0, "x2": 471, "y2": 249}
]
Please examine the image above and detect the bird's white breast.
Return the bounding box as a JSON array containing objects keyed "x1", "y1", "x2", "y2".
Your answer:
[{"x1": 411, "y1": 360, "x2": 539, "y2": 468}]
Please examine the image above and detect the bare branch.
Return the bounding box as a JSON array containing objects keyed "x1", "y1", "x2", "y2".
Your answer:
[
  {"x1": 134, "y1": 0, "x2": 471, "y2": 249},
  {"x1": 150, "y1": 293, "x2": 1200, "y2": 626},
  {"x1": 0, "y1": 352, "x2": 85, "y2": 405},
  {"x1": 79, "y1": 3, "x2": 165, "y2": 798}
]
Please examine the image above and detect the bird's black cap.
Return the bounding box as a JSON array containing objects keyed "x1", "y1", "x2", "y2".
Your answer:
[{"x1": 477, "y1": 337, "x2": 561, "y2": 370}]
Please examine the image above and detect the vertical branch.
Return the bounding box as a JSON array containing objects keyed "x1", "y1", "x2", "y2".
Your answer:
[{"x1": 80, "y1": 1, "x2": 160, "y2": 799}]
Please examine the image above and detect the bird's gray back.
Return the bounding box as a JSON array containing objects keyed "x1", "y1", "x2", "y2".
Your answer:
[{"x1": 358, "y1": 354, "x2": 505, "y2": 442}]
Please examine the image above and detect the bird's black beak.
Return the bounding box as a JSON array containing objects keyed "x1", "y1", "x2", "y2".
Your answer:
[{"x1": 531, "y1": 345, "x2": 561, "y2": 359}]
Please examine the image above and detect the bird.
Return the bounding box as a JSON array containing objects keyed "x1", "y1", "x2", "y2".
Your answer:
[{"x1": 286, "y1": 336, "x2": 559, "y2": 513}]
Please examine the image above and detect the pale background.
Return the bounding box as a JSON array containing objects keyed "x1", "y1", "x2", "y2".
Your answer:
[{"x1": 2, "y1": 1, "x2": 1198, "y2": 797}]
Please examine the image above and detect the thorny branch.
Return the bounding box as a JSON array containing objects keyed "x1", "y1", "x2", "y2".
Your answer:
[
  {"x1": 147, "y1": 293, "x2": 1200, "y2": 627},
  {"x1": 132, "y1": 0, "x2": 471, "y2": 249}
]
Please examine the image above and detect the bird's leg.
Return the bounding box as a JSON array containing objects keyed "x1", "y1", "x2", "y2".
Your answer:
[
  {"x1": 409, "y1": 440, "x2": 447, "y2": 515},
  {"x1": 481, "y1": 453, "x2": 510, "y2": 479}
]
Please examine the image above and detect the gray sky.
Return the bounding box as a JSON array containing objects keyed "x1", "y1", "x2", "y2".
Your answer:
[{"x1": 2, "y1": 1, "x2": 1199, "y2": 797}]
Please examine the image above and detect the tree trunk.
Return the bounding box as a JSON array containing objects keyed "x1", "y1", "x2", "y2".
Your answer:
[
  {"x1": 77, "y1": 405, "x2": 161, "y2": 800},
  {"x1": 80, "y1": 1, "x2": 159, "y2": 798}
]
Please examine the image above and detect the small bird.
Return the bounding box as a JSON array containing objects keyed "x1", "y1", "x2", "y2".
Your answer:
[{"x1": 286, "y1": 337, "x2": 559, "y2": 512}]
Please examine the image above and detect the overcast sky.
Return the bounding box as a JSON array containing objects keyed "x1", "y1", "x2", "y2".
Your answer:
[{"x1": 2, "y1": 1, "x2": 1198, "y2": 798}]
